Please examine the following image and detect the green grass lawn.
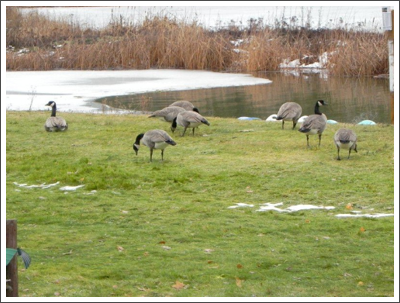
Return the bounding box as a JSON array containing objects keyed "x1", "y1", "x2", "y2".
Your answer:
[{"x1": 6, "y1": 111, "x2": 394, "y2": 297}]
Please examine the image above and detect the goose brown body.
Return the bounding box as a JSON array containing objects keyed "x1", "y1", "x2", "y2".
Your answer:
[
  {"x1": 169, "y1": 100, "x2": 199, "y2": 113},
  {"x1": 44, "y1": 101, "x2": 68, "y2": 132},
  {"x1": 334, "y1": 128, "x2": 358, "y2": 160},
  {"x1": 171, "y1": 111, "x2": 210, "y2": 136},
  {"x1": 298, "y1": 100, "x2": 328, "y2": 147},
  {"x1": 276, "y1": 102, "x2": 302, "y2": 129},
  {"x1": 133, "y1": 129, "x2": 176, "y2": 162},
  {"x1": 148, "y1": 106, "x2": 187, "y2": 122}
]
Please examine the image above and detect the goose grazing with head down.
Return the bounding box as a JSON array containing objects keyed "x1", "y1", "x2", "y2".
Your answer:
[
  {"x1": 171, "y1": 111, "x2": 210, "y2": 137},
  {"x1": 44, "y1": 101, "x2": 68, "y2": 132},
  {"x1": 298, "y1": 100, "x2": 328, "y2": 147},
  {"x1": 334, "y1": 128, "x2": 357, "y2": 160},
  {"x1": 276, "y1": 102, "x2": 303, "y2": 129},
  {"x1": 133, "y1": 129, "x2": 176, "y2": 162},
  {"x1": 148, "y1": 106, "x2": 187, "y2": 123},
  {"x1": 169, "y1": 100, "x2": 199, "y2": 113}
]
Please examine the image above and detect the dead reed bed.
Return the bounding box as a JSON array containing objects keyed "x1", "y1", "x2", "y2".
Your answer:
[{"x1": 6, "y1": 7, "x2": 388, "y2": 76}]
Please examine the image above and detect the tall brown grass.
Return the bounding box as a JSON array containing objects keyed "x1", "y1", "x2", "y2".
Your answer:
[{"x1": 6, "y1": 7, "x2": 388, "y2": 76}]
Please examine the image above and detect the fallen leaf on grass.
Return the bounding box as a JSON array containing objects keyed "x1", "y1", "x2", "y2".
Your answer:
[
  {"x1": 237, "y1": 264, "x2": 243, "y2": 269},
  {"x1": 117, "y1": 246, "x2": 124, "y2": 252},
  {"x1": 357, "y1": 281, "x2": 364, "y2": 286},
  {"x1": 172, "y1": 281, "x2": 185, "y2": 290},
  {"x1": 204, "y1": 249, "x2": 214, "y2": 254},
  {"x1": 235, "y1": 277, "x2": 243, "y2": 287},
  {"x1": 162, "y1": 246, "x2": 171, "y2": 250},
  {"x1": 359, "y1": 227, "x2": 366, "y2": 232},
  {"x1": 346, "y1": 203, "x2": 353, "y2": 210}
]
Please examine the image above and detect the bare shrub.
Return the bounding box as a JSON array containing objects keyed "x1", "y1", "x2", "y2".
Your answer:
[{"x1": 6, "y1": 7, "x2": 388, "y2": 76}]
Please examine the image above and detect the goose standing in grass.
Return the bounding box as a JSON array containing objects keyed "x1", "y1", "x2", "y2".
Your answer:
[
  {"x1": 148, "y1": 106, "x2": 187, "y2": 123},
  {"x1": 334, "y1": 128, "x2": 357, "y2": 160},
  {"x1": 298, "y1": 100, "x2": 328, "y2": 147},
  {"x1": 276, "y1": 102, "x2": 302, "y2": 129},
  {"x1": 171, "y1": 111, "x2": 210, "y2": 136},
  {"x1": 169, "y1": 100, "x2": 199, "y2": 113},
  {"x1": 133, "y1": 129, "x2": 176, "y2": 162},
  {"x1": 44, "y1": 101, "x2": 68, "y2": 132}
]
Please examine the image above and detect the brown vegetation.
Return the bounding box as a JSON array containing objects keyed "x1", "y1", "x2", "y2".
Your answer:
[{"x1": 6, "y1": 7, "x2": 388, "y2": 76}]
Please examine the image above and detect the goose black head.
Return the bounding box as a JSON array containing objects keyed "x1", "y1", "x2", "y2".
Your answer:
[
  {"x1": 314, "y1": 100, "x2": 327, "y2": 115},
  {"x1": 133, "y1": 144, "x2": 139, "y2": 155},
  {"x1": 45, "y1": 101, "x2": 56, "y2": 107},
  {"x1": 45, "y1": 101, "x2": 58, "y2": 117},
  {"x1": 171, "y1": 117, "x2": 177, "y2": 133},
  {"x1": 133, "y1": 133, "x2": 144, "y2": 155}
]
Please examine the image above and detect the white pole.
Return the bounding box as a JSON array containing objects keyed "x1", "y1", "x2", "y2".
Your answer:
[{"x1": 388, "y1": 40, "x2": 394, "y2": 93}]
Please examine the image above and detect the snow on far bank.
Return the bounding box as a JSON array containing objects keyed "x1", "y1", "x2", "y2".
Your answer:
[{"x1": 5, "y1": 69, "x2": 271, "y2": 113}]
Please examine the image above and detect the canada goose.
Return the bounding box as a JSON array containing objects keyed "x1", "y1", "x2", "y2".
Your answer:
[
  {"x1": 171, "y1": 111, "x2": 210, "y2": 136},
  {"x1": 169, "y1": 100, "x2": 199, "y2": 113},
  {"x1": 334, "y1": 128, "x2": 357, "y2": 160},
  {"x1": 148, "y1": 106, "x2": 187, "y2": 122},
  {"x1": 133, "y1": 129, "x2": 176, "y2": 162},
  {"x1": 44, "y1": 101, "x2": 68, "y2": 132},
  {"x1": 276, "y1": 102, "x2": 302, "y2": 129},
  {"x1": 298, "y1": 100, "x2": 328, "y2": 147}
]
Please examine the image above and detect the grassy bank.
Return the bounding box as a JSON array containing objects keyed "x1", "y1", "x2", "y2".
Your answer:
[
  {"x1": 6, "y1": 111, "x2": 394, "y2": 297},
  {"x1": 6, "y1": 7, "x2": 388, "y2": 76}
]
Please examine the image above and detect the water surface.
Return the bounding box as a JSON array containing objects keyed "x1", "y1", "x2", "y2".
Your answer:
[{"x1": 97, "y1": 71, "x2": 391, "y2": 124}]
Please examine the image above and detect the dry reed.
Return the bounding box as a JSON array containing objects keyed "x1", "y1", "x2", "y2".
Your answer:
[{"x1": 6, "y1": 7, "x2": 388, "y2": 76}]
